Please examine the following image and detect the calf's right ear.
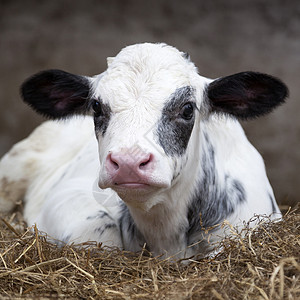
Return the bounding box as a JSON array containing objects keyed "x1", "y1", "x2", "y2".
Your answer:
[{"x1": 21, "y1": 69, "x2": 92, "y2": 119}]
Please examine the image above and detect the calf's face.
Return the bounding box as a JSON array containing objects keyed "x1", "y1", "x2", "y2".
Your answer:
[
  {"x1": 21, "y1": 43, "x2": 288, "y2": 208},
  {"x1": 90, "y1": 45, "x2": 206, "y2": 204}
]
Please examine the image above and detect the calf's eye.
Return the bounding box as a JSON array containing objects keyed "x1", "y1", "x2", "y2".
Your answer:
[
  {"x1": 92, "y1": 100, "x2": 102, "y2": 117},
  {"x1": 180, "y1": 103, "x2": 194, "y2": 120}
]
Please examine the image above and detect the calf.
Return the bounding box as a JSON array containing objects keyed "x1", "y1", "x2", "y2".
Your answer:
[{"x1": 0, "y1": 43, "x2": 288, "y2": 260}]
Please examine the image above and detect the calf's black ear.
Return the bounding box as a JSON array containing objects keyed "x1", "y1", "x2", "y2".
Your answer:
[
  {"x1": 206, "y1": 72, "x2": 288, "y2": 120},
  {"x1": 21, "y1": 69, "x2": 92, "y2": 119}
]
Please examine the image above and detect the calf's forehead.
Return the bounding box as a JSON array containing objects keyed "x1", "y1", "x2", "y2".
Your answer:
[{"x1": 92, "y1": 44, "x2": 199, "y2": 112}]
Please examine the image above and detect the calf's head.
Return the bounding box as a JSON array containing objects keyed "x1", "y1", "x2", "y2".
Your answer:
[{"x1": 21, "y1": 43, "x2": 288, "y2": 208}]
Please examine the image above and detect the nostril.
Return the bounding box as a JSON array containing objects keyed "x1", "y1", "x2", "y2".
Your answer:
[
  {"x1": 139, "y1": 154, "x2": 153, "y2": 169},
  {"x1": 108, "y1": 153, "x2": 119, "y2": 170},
  {"x1": 112, "y1": 160, "x2": 119, "y2": 169}
]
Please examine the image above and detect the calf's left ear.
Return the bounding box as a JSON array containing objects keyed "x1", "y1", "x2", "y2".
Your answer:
[
  {"x1": 21, "y1": 69, "x2": 92, "y2": 119},
  {"x1": 206, "y1": 71, "x2": 288, "y2": 120}
]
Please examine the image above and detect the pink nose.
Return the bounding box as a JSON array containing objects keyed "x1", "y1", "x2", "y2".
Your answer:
[{"x1": 105, "y1": 149, "x2": 154, "y2": 184}]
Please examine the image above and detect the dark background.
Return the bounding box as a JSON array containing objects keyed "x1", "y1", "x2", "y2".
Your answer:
[{"x1": 0, "y1": 0, "x2": 299, "y2": 207}]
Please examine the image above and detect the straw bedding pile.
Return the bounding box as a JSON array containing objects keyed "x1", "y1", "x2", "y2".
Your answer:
[{"x1": 0, "y1": 206, "x2": 299, "y2": 299}]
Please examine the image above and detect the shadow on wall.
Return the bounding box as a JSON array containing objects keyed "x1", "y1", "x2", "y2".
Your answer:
[{"x1": 0, "y1": 0, "x2": 299, "y2": 206}]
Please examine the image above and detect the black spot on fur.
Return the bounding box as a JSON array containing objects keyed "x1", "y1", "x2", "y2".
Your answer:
[
  {"x1": 187, "y1": 133, "x2": 246, "y2": 241},
  {"x1": 94, "y1": 223, "x2": 117, "y2": 236},
  {"x1": 61, "y1": 235, "x2": 71, "y2": 244},
  {"x1": 268, "y1": 193, "x2": 277, "y2": 213},
  {"x1": 94, "y1": 101, "x2": 112, "y2": 136},
  {"x1": 182, "y1": 52, "x2": 190, "y2": 60},
  {"x1": 207, "y1": 71, "x2": 288, "y2": 120},
  {"x1": 156, "y1": 86, "x2": 196, "y2": 156},
  {"x1": 87, "y1": 210, "x2": 114, "y2": 221},
  {"x1": 118, "y1": 203, "x2": 145, "y2": 248},
  {"x1": 119, "y1": 203, "x2": 136, "y2": 240}
]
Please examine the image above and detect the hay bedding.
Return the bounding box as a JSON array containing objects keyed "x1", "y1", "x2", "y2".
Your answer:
[{"x1": 0, "y1": 206, "x2": 299, "y2": 300}]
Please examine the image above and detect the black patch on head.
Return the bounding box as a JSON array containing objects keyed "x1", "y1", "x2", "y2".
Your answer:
[
  {"x1": 93, "y1": 100, "x2": 112, "y2": 136},
  {"x1": 207, "y1": 71, "x2": 289, "y2": 120},
  {"x1": 182, "y1": 52, "x2": 190, "y2": 60},
  {"x1": 187, "y1": 133, "x2": 246, "y2": 241},
  {"x1": 21, "y1": 69, "x2": 91, "y2": 119},
  {"x1": 156, "y1": 86, "x2": 196, "y2": 156}
]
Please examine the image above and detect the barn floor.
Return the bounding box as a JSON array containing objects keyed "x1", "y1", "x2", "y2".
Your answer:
[{"x1": 0, "y1": 205, "x2": 299, "y2": 299}]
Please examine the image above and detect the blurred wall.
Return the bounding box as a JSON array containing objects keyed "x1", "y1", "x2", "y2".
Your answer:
[{"x1": 0, "y1": 0, "x2": 299, "y2": 206}]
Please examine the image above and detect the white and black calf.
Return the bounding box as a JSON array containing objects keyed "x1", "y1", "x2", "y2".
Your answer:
[{"x1": 0, "y1": 43, "x2": 288, "y2": 260}]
